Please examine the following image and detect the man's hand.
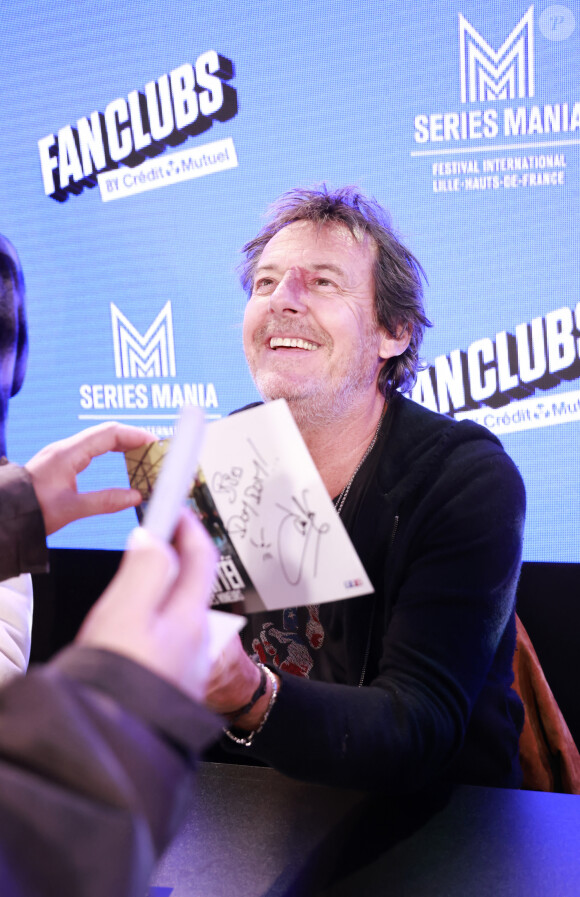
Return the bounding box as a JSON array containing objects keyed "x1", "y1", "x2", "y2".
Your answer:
[
  {"x1": 205, "y1": 634, "x2": 279, "y2": 730},
  {"x1": 25, "y1": 422, "x2": 155, "y2": 535},
  {"x1": 77, "y1": 509, "x2": 217, "y2": 702}
]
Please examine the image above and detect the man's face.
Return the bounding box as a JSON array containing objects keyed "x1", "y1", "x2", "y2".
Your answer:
[{"x1": 242, "y1": 221, "x2": 406, "y2": 424}]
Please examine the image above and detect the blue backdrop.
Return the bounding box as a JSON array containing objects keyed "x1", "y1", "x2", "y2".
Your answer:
[{"x1": 0, "y1": 0, "x2": 578, "y2": 560}]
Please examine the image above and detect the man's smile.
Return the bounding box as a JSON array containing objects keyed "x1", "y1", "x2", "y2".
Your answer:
[{"x1": 269, "y1": 337, "x2": 320, "y2": 351}]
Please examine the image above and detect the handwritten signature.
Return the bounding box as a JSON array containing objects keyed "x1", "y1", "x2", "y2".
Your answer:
[
  {"x1": 276, "y1": 490, "x2": 330, "y2": 586},
  {"x1": 211, "y1": 466, "x2": 243, "y2": 503},
  {"x1": 213, "y1": 439, "x2": 272, "y2": 538}
]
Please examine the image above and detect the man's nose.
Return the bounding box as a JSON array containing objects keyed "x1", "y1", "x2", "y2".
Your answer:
[{"x1": 269, "y1": 268, "x2": 308, "y2": 315}]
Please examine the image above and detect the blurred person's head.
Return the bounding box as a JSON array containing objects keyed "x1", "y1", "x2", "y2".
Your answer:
[{"x1": 0, "y1": 235, "x2": 29, "y2": 456}]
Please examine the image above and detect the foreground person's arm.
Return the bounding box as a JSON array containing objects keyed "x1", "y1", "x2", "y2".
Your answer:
[
  {"x1": 0, "y1": 422, "x2": 156, "y2": 582},
  {"x1": 0, "y1": 512, "x2": 222, "y2": 897},
  {"x1": 0, "y1": 422, "x2": 156, "y2": 683}
]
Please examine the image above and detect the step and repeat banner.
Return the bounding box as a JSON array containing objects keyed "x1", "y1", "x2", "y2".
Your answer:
[{"x1": 0, "y1": 1, "x2": 578, "y2": 559}]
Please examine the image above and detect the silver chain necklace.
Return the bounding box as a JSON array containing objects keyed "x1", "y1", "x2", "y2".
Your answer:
[{"x1": 335, "y1": 406, "x2": 386, "y2": 517}]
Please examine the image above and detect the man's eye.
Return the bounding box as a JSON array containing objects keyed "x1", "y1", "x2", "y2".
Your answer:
[{"x1": 254, "y1": 278, "x2": 274, "y2": 292}]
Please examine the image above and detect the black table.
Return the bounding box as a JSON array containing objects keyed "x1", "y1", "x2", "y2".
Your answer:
[{"x1": 150, "y1": 761, "x2": 580, "y2": 896}]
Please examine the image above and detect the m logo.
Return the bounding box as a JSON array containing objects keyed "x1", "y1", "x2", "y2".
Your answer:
[
  {"x1": 459, "y1": 6, "x2": 535, "y2": 103},
  {"x1": 111, "y1": 302, "x2": 176, "y2": 378}
]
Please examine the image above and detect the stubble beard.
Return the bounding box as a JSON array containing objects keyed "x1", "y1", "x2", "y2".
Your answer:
[{"x1": 249, "y1": 330, "x2": 384, "y2": 430}]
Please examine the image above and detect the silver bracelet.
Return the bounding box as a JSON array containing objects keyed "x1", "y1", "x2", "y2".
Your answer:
[{"x1": 223, "y1": 665, "x2": 279, "y2": 747}]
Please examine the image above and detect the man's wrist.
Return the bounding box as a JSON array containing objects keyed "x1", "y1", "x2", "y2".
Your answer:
[
  {"x1": 223, "y1": 665, "x2": 280, "y2": 745},
  {"x1": 226, "y1": 661, "x2": 267, "y2": 723},
  {"x1": 217, "y1": 653, "x2": 263, "y2": 718},
  {"x1": 227, "y1": 679, "x2": 270, "y2": 731}
]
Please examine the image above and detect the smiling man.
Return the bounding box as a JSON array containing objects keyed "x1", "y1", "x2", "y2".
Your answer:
[
  {"x1": 205, "y1": 186, "x2": 526, "y2": 793},
  {"x1": 242, "y1": 221, "x2": 400, "y2": 432}
]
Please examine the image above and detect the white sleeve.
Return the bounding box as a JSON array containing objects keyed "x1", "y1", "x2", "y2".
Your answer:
[{"x1": 0, "y1": 574, "x2": 33, "y2": 684}]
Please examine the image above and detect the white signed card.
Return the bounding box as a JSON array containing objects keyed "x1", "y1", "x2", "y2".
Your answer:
[{"x1": 199, "y1": 400, "x2": 374, "y2": 613}]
